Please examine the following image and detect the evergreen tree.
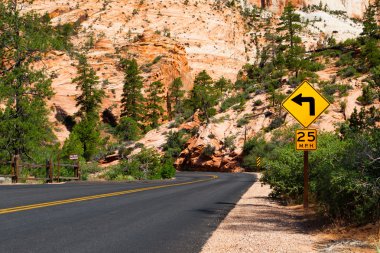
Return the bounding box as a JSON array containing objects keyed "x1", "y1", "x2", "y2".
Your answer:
[
  {"x1": 168, "y1": 77, "x2": 185, "y2": 117},
  {"x1": 361, "y1": 1, "x2": 380, "y2": 68},
  {"x1": 71, "y1": 117, "x2": 101, "y2": 160},
  {"x1": 277, "y1": 3, "x2": 302, "y2": 49},
  {"x1": 146, "y1": 81, "x2": 165, "y2": 128},
  {"x1": 214, "y1": 76, "x2": 232, "y2": 93},
  {"x1": 116, "y1": 117, "x2": 142, "y2": 141},
  {"x1": 277, "y1": 3, "x2": 304, "y2": 77},
  {"x1": 371, "y1": 65, "x2": 380, "y2": 88},
  {"x1": 191, "y1": 70, "x2": 217, "y2": 123},
  {"x1": 68, "y1": 54, "x2": 105, "y2": 161},
  {"x1": 357, "y1": 84, "x2": 375, "y2": 106},
  {"x1": 0, "y1": 1, "x2": 67, "y2": 157},
  {"x1": 62, "y1": 130, "x2": 84, "y2": 158},
  {"x1": 73, "y1": 54, "x2": 105, "y2": 119},
  {"x1": 120, "y1": 58, "x2": 145, "y2": 121},
  {"x1": 362, "y1": 1, "x2": 380, "y2": 39}
]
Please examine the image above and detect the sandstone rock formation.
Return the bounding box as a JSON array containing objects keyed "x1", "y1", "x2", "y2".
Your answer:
[
  {"x1": 246, "y1": 0, "x2": 371, "y2": 18},
  {"x1": 18, "y1": 0, "x2": 378, "y2": 171}
]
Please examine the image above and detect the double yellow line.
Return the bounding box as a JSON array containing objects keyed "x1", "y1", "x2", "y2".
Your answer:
[{"x1": 0, "y1": 175, "x2": 218, "y2": 215}]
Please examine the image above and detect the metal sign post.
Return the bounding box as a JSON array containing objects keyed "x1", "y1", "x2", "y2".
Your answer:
[{"x1": 303, "y1": 151, "x2": 309, "y2": 209}]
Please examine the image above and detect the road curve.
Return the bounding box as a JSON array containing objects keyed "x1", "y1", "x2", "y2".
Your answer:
[{"x1": 0, "y1": 172, "x2": 256, "y2": 253}]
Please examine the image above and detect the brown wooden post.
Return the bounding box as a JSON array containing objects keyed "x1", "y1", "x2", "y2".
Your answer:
[
  {"x1": 77, "y1": 160, "x2": 81, "y2": 180},
  {"x1": 11, "y1": 155, "x2": 15, "y2": 183},
  {"x1": 57, "y1": 155, "x2": 60, "y2": 183},
  {"x1": 49, "y1": 158, "x2": 53, "y2": 183},
  {"x1": 12, "y1": 155, "x2": 20, "y2": 183},
  {"x1": 45, "y1": 159, "x2": 50, "y2": 183},
  {"x1": 74, "y1": 161, "x2": 79, "y2": 180},
  {"x1": 303, "y1": 151, "x2": 309, "y2": 209}
]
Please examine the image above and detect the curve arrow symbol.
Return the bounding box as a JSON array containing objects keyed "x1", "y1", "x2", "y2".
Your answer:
[{"x1": 292, "y1": 93, "x2": 315, "y2": 116}]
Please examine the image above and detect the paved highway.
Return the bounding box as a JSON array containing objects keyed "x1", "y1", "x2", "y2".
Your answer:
[{"x1": 0, "y1": 172, "x2": 256, "y2": 253}]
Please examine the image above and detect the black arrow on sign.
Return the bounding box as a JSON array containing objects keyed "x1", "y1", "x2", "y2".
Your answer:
[{"x1": 291, "y1": 94, "x2": 315, "y2": 116}]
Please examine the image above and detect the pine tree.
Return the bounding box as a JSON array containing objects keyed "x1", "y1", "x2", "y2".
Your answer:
[
  {"x1": 361, "y1": 1, "x2": 380, "y2": 68},
  {"x1": 116, "y1": 117, "x2": 141, "y2": 141},
  {"x1": 168, "y1": 77, "x2": 185, "y2": 117},
  {"x1": 0, "y1": 1, "x2": 66, "y2": 157},
  {"x1": 68, "y1": 54, "x2": 105, "y2": 160},
  {"x1": 214, "y1": 76, "x2": 232, "y2": 93},
  {"x1": 362, "y1": 1, "x2": 380, "y2": 39},
  {"x1": 277, "y1": 3, "x2": 302, "y2": 49},
  {"x1": 120, "y1": 58, "x2": 145, "y2": 121},
  {"x1": 71, "y1": 117, "x2": 101, "y2": 160},
  {"x1": 191, "y1": 70, "x2": 217, "y2": 123},
  {"x1": 72, "y1": 54, "x2": 105, "y2": 119},
  {"x1": 146, "y1": 81, "x2": 165, "y2": 128},
  {"x1": 277, "y1": 3, "x2": 304, "y2": 77}
]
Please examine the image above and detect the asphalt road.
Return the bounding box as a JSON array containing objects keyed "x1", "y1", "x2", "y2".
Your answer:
[{"x1": 0, "y1": 172, "x2": 256, "y2": 253}]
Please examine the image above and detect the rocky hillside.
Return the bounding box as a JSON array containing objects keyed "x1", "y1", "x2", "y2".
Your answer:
[
  {"x1": 23, "y1": 0, "x2": 370, "y2": 140},
  {"x1": 20, "y1": 0, "x2": 379, "y2": 171}
]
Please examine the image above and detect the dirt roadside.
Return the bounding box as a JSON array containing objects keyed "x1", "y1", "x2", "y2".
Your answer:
[{"x1": 201, "y1": 173, "x2": 378, "y2": 253}]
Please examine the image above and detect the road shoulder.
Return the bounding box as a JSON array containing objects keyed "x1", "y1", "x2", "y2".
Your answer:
[{"x1": 201, "y1": 173, "x2": 316, "y2": 253}]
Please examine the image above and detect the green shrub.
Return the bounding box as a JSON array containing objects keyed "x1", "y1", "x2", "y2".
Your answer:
[
  {"x1": 254, "y1": 99, "x2": 263, "y2": 106},
  {"x1": 266, "y1": 116, "x2": 285, "y2": 131},
  {"x1": 161, "y1": 159, "x2": 176, "y2": 179},
  {"x1": 135, "y1": 142, "x2": 144, "y2": 149},
  {"x1": 335, "y1": 52, "x2": 354, "y2": 67},
  {"x1": 258, "y1": 125, "x2": 380, "y2": 224},
  {"x1": 105, "y1": 165, "x2": 132, "y2": 180},
  {"x1": 202, "y1": 144, "x2": 215, "y2": 157},
  {"x1": 237, "y1": 117, "x2": 249, "y2": 127},
  {"x1": 124, "y1": 148, "x2": 175, "y2": 180},
  {"x1": 162, "y1": 130, "x2": 189, "y2": 158},
  {"x1": 338, "y1": 66, "x2": 357, "y2": 78},
  {"x1": 62, "y1": 131, "x2": 84, "y2": 159},
  {"x1": 207, "y1": 107, "x2": 217, "y2": 118},
  {"x1": 106, "y1": 148, "x2": 177, "y2": 181},
  {"x1": 116, "y1": 117, "x2": 142, "y2": 141},
  {"x1": 321, "y1": 83, "x2": 352, "y2": 103},
  {"x1": 220, "y1": 93, "x2": 246, "y2": 112},
  {"x1": 81, "y1": 162, "x2": 103, "y2": 180},
  {"x1": 288, "y1": 71, "x2": 318, "y2": 87},
  {"x1": 152, "y1": 55, "x2": 163, "y2": 64},
  {"x1": 304, "y1": 61, "x2": 325, "y2": 72},
  {"x1": 371, "y1": 65, "x2": 380, "y2": 86},
  {"x1": 357, "y1": 85, "x2": 375, "y2": 105},
  {"x1": 223, "y1": 136, "x2": 236, "y2": 151},
  {"x1": 118, "y1": 146, "x2": 134, "y2": 159}
]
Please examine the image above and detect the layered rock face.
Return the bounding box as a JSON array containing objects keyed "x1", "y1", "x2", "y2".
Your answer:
[
  {"x1": 21, "y1": 0, "x2": 376, "y2": 172},
  {"x1": 26, "y1": 0, "x2": 249, "y2": 82},
  {"x1": 246, "y1": 0, "x2": 370, "y2": 18},
  {"x1": 24, "y1": 0, "x2": 251, "y2": 142}
]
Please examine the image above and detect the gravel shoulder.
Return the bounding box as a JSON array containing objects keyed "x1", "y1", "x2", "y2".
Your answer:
[{"x1": 201, "y1": 173, "x2": 317, "y2": 253}]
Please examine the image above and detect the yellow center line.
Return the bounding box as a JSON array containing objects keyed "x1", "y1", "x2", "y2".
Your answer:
[{"x1": 0, "y1": 175, "x2": 218, "y2": 215}]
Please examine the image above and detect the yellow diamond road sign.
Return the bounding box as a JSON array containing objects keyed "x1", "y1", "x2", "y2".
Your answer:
[{"x1": 282, "y1": 80, "x2": 330, "y2": 128}]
